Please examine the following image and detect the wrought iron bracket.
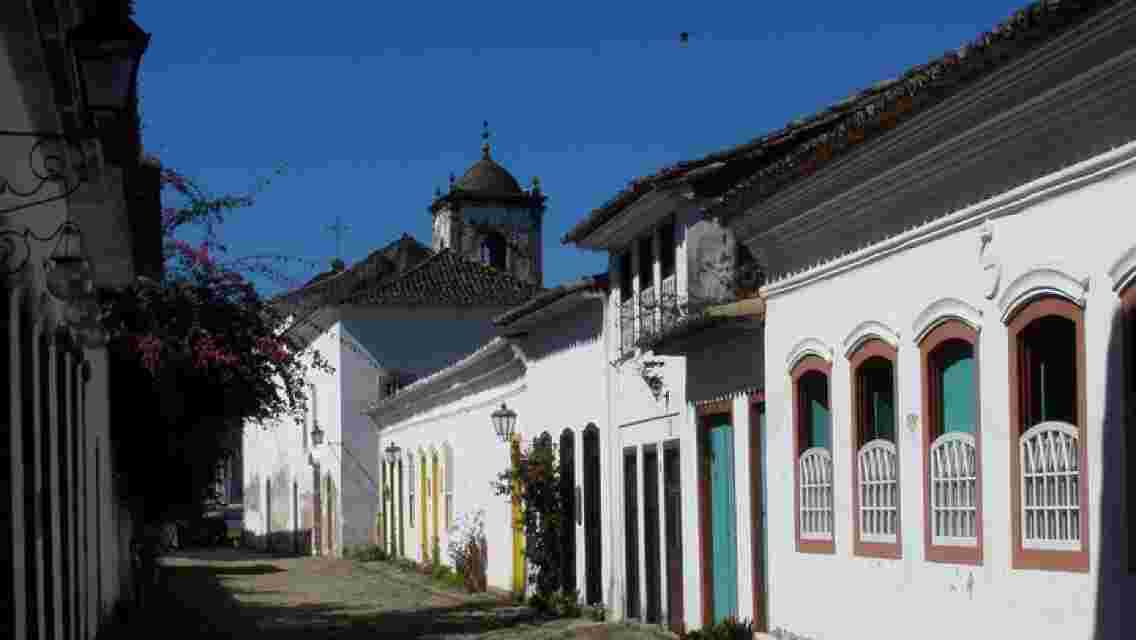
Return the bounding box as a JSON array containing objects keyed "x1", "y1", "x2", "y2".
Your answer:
[
  {"x1": 0, "y1": 221, "x2": 75, "y2": 278},
  {"x1": 0, "y1": 130, "x2": 96, "y2": 216}
]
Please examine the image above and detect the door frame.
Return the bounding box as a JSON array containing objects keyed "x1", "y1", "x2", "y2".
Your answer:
[
  {"x1": 748, "y1": 393, "x2": 768, "y2": 632},
  {"x1": 697, "y1": 400, "x2": 734, "y2": 627}
]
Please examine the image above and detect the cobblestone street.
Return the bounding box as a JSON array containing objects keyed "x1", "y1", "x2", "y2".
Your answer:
[{"x1": 101, "y1": 548, "x2": 668, "y2": 640}]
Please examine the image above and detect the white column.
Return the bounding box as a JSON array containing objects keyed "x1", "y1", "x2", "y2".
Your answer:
[
  {"x1": 657, "y1": 438, "x2": 669, "y2": 625},
  {"x1": 45, "y1": 330, "x2": 63, "y2": 640},
  {"x1": 8, "y1": 287, "x2": 26, "y2": 640},
  {"x1": 681, "y1": 403, "x2": 701, "y2": 631},
  {"x1": 732, "y1": 395, "x2": 754, "y2": 624}
]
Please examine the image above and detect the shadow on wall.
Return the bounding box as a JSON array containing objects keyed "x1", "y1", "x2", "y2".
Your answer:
[{"x1": 1093, "y1": 305, "x2": 1136, "y2": 637}]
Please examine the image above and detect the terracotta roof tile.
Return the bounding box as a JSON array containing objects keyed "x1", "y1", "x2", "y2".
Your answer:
[
  {"x1": 344, "y1": 248, "x2": 542, "y2": 307},
  {"x1": 562, "y1": 0, "x2": 1115, "y2": 245}
]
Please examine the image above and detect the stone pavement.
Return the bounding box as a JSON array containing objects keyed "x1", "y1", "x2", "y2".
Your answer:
[{"x1": 96, "y1": 547, "x2": 672, "y2": 640}]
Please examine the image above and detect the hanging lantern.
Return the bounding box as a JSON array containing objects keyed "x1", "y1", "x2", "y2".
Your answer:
[
  {"x1": 384, "y1": 442, "x2": 402, "y2": 465},
  {"x1": 490, "y1": 403, "x2": 517, "y2": 443},
  {"x1": 44, "y1": 221, "x2": 94, "y2": 302}
]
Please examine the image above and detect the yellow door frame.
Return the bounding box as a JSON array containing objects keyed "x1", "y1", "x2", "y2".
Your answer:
[
  {"x1": 420, "y1": 454, "x2": 428, "y2": 561},
  {"x1": 432, "y1": 452, "x2": 441, "y2": 564},
  {"x1": 511, "y1": 435, "x2": 525, "y2": 595}
]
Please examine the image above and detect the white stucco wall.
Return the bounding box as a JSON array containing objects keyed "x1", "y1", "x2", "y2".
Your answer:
[
  {"x1": 375, "y1": 297, "x2": 611, "y2": 598},
  {"x1": 759, "y1": 151, "x2": 1136, "y2": 640},
  {"x1": 243, "y1": 316, "x2": 340, "y2": 553}
]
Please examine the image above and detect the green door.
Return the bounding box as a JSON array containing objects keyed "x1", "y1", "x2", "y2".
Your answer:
[{"x1": 709, "y1": 416, "x2": 738, "y2": 623}]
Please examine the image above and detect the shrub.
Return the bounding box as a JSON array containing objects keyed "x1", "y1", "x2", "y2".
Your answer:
[
  {"x1": 344, "y1": 544, "x2": 387, "y2": 562},
  {"x1": 549, "y1": 589, "x2": 581, "y2": 618},
  {"x1": 492, "y1": 440, "x2": 569, "y2": 601},
  {"x1": 447, "y1": 510, "x2": 488, "y2": 593},
  {"x1": 679, "y1": 616, "x2": 755, "y2": 640}
]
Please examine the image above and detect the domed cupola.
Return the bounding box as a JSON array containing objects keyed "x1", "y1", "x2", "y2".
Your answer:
[{"x1": 429, "y1": 121, "x2": 546, "y2": 288}]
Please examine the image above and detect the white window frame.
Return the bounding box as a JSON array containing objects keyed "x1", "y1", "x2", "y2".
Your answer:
[
  {"x1": 799, "y1": 447, "x2": 834, "y2": 541},
  {"x1": 1020, "y1": 421, "x2": 1081, "y2": 551},
  {"x1": 929, "y1": 432, "x2": 979, "y2": 547},
  {"x1": 857, "y1": 439, "x2": 898, "y2": 544}
]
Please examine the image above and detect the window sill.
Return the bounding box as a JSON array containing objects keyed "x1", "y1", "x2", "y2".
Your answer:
[
  {"x1": 796, "y1": 539, "x2": 835, "y2": 555},
  {"x1": 854, "y1": 540, "x2": 901, "y2": 560},
  {"x1": 926, "y1": 544, "x2": 982, "y2": 566},
  {"x1": 1013, "y1": 547, "x2": 1089, "y2": 572}
]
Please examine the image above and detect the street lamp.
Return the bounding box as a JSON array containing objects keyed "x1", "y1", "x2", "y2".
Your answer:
[
  {"x1": 384, "y1": 442, "x2": 402, "y2": 465},
  {"x1": 491, "y1": 403, "x2": 517, "y2": 444},
  {"x1": 44, "y1": 220, "x2": 94, "y2": 302},
  {"x1": 310, "y1": 422, "x2": 325, "y2": 447},
  {"x1": 69, "y1": 6, "x2": 151, "y2": 120}
]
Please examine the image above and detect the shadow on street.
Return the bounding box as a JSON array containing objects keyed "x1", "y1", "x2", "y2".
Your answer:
[{"x1": 98, "y1": 547, "x2": 570, "y2": 639}]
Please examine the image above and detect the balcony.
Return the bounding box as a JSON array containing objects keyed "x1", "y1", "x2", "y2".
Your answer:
[
  {"x1": 620, "y1": 297, "x2": 636, "y2": 354},
  {"x1": 619, "y1": 276, "x2": 683, "y2": 356}
]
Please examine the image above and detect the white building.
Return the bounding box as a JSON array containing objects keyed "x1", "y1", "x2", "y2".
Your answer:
[
  {"x1": 366, "y1": 273, "x2": 610, "y2": 599},
  {"x1": 2, "y1": 3, "x2": 160, "y2": 639},
  {"x1": 562, "y1": 164, "x2": 766, "y2": 633},
  {"x1": 243, "y1": 138, "x2": 546, "y2": 557},
  {"x1": 557, "y1": 2, "x2": 1136, "y2": 638}
]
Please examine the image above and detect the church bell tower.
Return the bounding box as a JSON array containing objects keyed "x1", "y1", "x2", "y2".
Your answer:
[{"x1": 429, "y1": 122, "x2": 546, "y2": 288}]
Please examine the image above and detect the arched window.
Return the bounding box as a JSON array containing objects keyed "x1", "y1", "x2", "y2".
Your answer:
[
  {"x1": 582, "y1": 424, "x2": 603, "y2": 604},
  {"x1": 919, "y1": 318, "x2": 982, "y2": 565},
  {"x1": 849, "y1": 338, "x2": 900, "y2": 558},
  {"x1": 792, "y1": 354, "x2": 834, "y2": 554},
  {"x1": 480, "y1": 231, "x2": 507, "y2": 271},
  {"x1": 1007, "y1": 295, "x2": 1087, "y2": 572}
]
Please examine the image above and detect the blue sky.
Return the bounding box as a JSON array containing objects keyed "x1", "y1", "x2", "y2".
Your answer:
[{"x1": 135, "y1": 1, "x2": 1030, "y2": 294}]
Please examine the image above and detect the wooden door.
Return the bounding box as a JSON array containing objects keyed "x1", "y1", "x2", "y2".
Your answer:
[
  {"x1": 750, "y1": 401, "x2": 768, "y2": 632},
  {"x1": 709, "y1": 417, "x2": 738, "y2": 623},
  {"x1": 583, "y1": 426, "x2": 602, "y2": 605},
  {"x1": 623, "y1": 448, "x2": 640, "y2": 619},
  {"x1": 664, "y1": 443, "x2": 685, "y2": 634},
  {"x1": 643, "y1": 446, "x2": 662, "y2": 624},
  {"x1": 559, "y1": 429, "x2": 577, "y2": 593}
]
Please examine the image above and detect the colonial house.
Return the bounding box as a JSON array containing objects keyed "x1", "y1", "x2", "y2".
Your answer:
[
  {"x1": 366, "y1": 272, "x2": 610, "y2": 600},
  {"x1": 561, "y1": 150, "x2": 767, "y2": 632},
  {"x1": 2, "y1": 2, "x2": 160, "y2": 640},
  {"x1": 242, "y1": 138, "x2": 545, "y2": 557},
  {"x1": 556, "y1": 1, "x2": 1136, "y2": 638}
]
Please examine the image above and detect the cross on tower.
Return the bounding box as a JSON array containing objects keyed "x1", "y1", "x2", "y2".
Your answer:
[
  {"x1": 481, "y1": 120, "x2": 491, "y2": 157},
  {"x1": 324, "y1": 215, "x2": 352, "y2": 262}
]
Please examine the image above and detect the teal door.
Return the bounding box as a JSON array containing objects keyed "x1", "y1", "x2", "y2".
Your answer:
[{"x1": 709, "y1": 417, "x2": 738, "y2": 622}]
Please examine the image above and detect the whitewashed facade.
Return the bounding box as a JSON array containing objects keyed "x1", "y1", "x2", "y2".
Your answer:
[
  {"x1": 366, "y1": 277, "x2": 611, "y2": 598},
  {"x1": 242, "y1": 303, "x2": 513, "y2": 556},
  {"x1": 723, "y1": 4, "x2": 1136, "y2": 639}
]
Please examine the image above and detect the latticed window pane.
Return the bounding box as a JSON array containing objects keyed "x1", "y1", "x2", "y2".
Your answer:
[
  {"x1": 858, "y1": 440, "x2": 898, "y2": 543},
  {"x1": 1021, "y1": 422, "x2": 1080, "y2": 550},
  {"x1": 930, "y1": 432, "x2": 978, "y2": 546},
  {"x1": 620, "y1": 298, "x2": 636, "y2": 354},
  {"x1": 660, "y1": 275, "x2": 679, "y2": 331},
  {"x1": 639, "y1": 285, "x2": 657, "y2": 341},
  {"x1": 800, "y1": 448, "x2": 833, "y2": 540}
]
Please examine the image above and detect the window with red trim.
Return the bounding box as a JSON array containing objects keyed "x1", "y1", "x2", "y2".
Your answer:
[
  {"x1": 1007, "y1": 295, "x2": 1088, "y2": 572},
  {"x1": 792, "y1": 356, "x2": 834, "y2": 554},
  {"x1": 920, "y1": 320, "x2": 982, "y2": 565},
  {"x1": 849, "y1": 339, "x2": 900, "y2": 559}
]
